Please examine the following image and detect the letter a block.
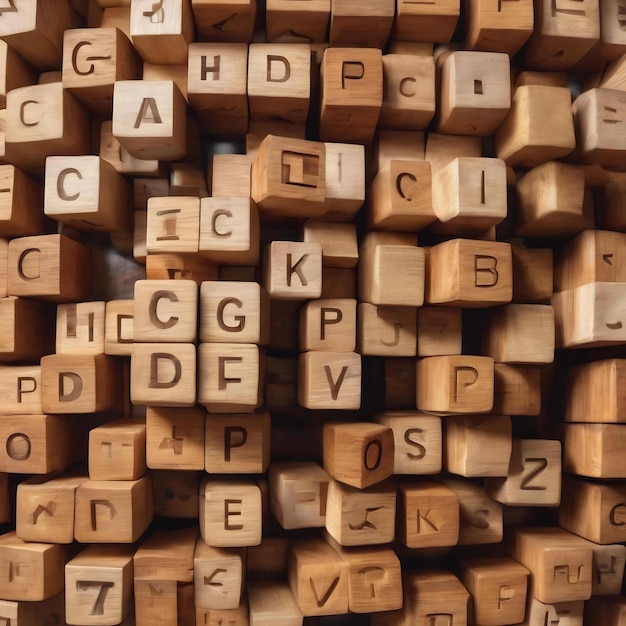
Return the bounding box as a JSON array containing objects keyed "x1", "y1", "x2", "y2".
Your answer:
[
  {"x1": 264, "y1": 241, "x2": 322, "y2": 300},
  {"x1": 299, "y1": 352, "x2": 361, "y2": 410}
]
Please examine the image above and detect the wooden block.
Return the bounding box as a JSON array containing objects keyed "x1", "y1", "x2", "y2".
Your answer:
[
  {"x1": 194, "y1": 538, "x2": 244, "y2": 610},
  {"x1": 522, "y1": 598, "x2": 584, "y2": 626},
  {"x1": 302, "y1": 220, "x2": 358, "y2": 268},
  {"x1": 298, "y1": 351, "x2": 361, "y2": 410},
  {"x1": 211, "y1": 154, "x2": 252, "y2": 197},
  {"x1": 0, "y1": 40, "x2": 34, "y2": 110},
  {"x1": 464, "y1": 0, "x2": 534, "y2": 55},
  {"x1": 247, "y1": 119, "x2": 306, "y2": 156},
  {"x1": 599, "y1": 52, "x2": 626, "y2": 92},
  {"x1": 523, "y1": 0, "x2": 600, "y2": 70},
  {"x1": 431, "y1": 157, "x2": 507, "y2": 234},
  {"x1": 112, "y1": 80, "x2": 186, "y2": 160},
  {"x1": 89, "y1": 419, "x2": 146, "y2": 481},
  {"x1": 263, "y1": 241, "x2": 322, "y2": 300},
  {"x1": 248, "y1": 581, "x2": 302, "y2": 626},
  {"x1": 0, "y1": 592, "x2": 66, "y2": 626},
  {"x1": 416, "y1": 306, "x2": 462, "y2": 357},
  {"x1": 134, "y1": 579, "x2": 179, "y2": 626},
  {"x1": 100, "y1": 120, "x2": 163, "y2": 177},
  {"x1": 319, "y1": 47, "x2": 383, "y2": 144},
  {"x1": 62, "y1": 27, "x2": 142, "y2": 114},
  {"x1": 146, "y1": 405, "x2": 205, "y2": 470},
  {"x1": 329, "y1": 0, "x2": 393, "y2": 48},
  {"x1": 265, "y1": 0, "x2": 329, "y2": 42},
  {"x1": 0, "y1": 297, "x2": 54, "y2": 363},
  {"x1": 198, "y1": 343, "x2": 263, "y2": 412},
  {"x1": 0, "y1": 365, "x2": 44, "y2": 416},
  {"x1": 251, "y1": 135, "x2": 326, "y2": 218},
  {"x1": 247, "y1": 44, "x2": 310, "y2": 124},
  {"x1": 486, "y1": 438, "x2": 562, "y2": 506},
  {"x1": 426, "y1": 239, "x2": 512, "y2": 307},
  {"x1": 191, "y1": 0, "x2": 256, "y2": 43},
  {"x1": 5, "y1": 82, "x2": 90, "y2": 174},
  {"x1": 56, "y1": 301, "x2": 106, "y2": 355},
  {"x1": 493, "y1": 364, "x2": 541, "y2": 416},
  {"x1": 300, "y1": 298, "x2": 356, "y2": 352},
  {"x1": 288, "y1": 538, "x2": 348, "y2": 616},
  {"x1": 205, "y1": 410, "x2": 271, "y2": 473},
  {"x1": 375, "y1": 130, "x2": 425, "y2": 174},
  {"x1": 592, "y1": 543, "x2": 626, "y2": 595},
  {"x1": 506, "y1": 527, "x2": 593, "y2": 603},
  {"x1": 131, "y1": 342, "x2": 197, "y2": 407},
  {"x1": 564, "y1": 423, "x2": 626, "y2": 478},
  {"x1": 325, "y1": 478, "x2": 395, "y2": 546},
  {"x1": 322, "y1": 422, "x2": 393, "y2": 489},
  {"x1": 145, "y1": 252, "x2": 218, "y2": 284},
  {"x1": 65, "y1": 544, "x2": 134, "y2": 625},
  {"x1": 8, "y1": 234, "x2": 91, "y2": 302},
  {"x1": 425, "y1": 130, "x2": 482, "y2": 175},
  {"x1": 319, "y1": 142, "x2": 365, "y2": 220},
  {"x1": 458, "y1": 556, "x2": 529, "y2": 626},
  {"x1": 357, "y1": 303, "x2": 417, "y2": 357},
  {"x1": 512, "y1": 245, "x2": 554, "y2": 303},
  {"x1": 152, "y1": 469, "x2": 200, "y2": 517},
  {"x1": 105, "y1": 299, "x2": 134, "y2": 356},
  {"x1": 393, "y1": 0, "x2": 459, "y2": 43},
  {"x1": 417, "y1": 355, "x2": 495, "y2": 414},
  {"x1": 495, "y1": 86, "x2": 576, "y2": 168},
  {"x1": 0, "y1": 532, "x2": 74, "y2": 601},
  {"x1": 197, "y1": 599, "x2": 250, "y2": 626},
  {"x1": 199, "y1": 478, "x2": 262, "y2": 547},
  {"x1": 134, "y1": 279, "x2": 198, "y2": 342},
  {"x1": 41, "y1": 353, "x2": 120, "y2": 414},
  {"x1": 16, "y1": 471, "x2": 87, "y2": 544},
  {"x1": 74, "y1": 475, "x2": 153, "y2": 543},
  {"x1": 99, "y1": 6, "x2": 132, "y2": 36},
  {"x1": 368, "y1": 160, "x2": 436, "y2": 231}
]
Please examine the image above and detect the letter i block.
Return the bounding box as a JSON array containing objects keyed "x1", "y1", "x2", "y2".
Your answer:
[
  {"x1": 264, "y1": 241, "x2": 322, "y2": 300},
  {"x1": 427, "y1": 239, "x2": 512, "y2": 307},
  {"x1": 299, "y1": 352, "x2": 361, "y2": 410},
  {"x1": 506, "y1": 527, "x2": 593, "y2": 604},
  {"x1": 65, "y1": 545, "x2": 134, "y2": 626},
  {"x1": 194, "y1": 539, "x2": 244, "y2": 610},
  {"x1": 112, "y1": 80, "x2": 187, "y2": 161},
  {"x1": 74, "y1": 475, "x2": 154, "y2": 543},
  {"x1": 57, "y1": 301, "x2": 106, "y2": 355},
  {"x1": 323, "y1": 422, "x2": 394, "y2": 489},
  {"x1": 146, "y1": 196, "x2": 200, "y2": 254},
  {"x1": 89, "y1": 420, "x2": 147, "y2": 481},
  {"x1": 458, "y1": 557, "x2": 530, "y2": 626},
  {"x1": 393, "y1": 0, "x2": 460, "y2": 43},
  {"x1": 8, "y1": 234, "x2": 91, "y2": 302},
  {"x1": 0, "y1": 165, "x2": 48, "y2": 237},
  {"x1": 199, "y1": 478, "x2": 262, "y2": 547},
  {"x1": 288, "y1": 539, "x2": 348, "y2": 616}
]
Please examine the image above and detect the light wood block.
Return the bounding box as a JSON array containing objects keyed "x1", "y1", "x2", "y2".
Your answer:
[
  {"x1": 591, "y1": 543, "x2": 626, "y2": 596},
  {"x1": 199, "y1": 478, "x2": 262, "y2": 547},
  {"x1": 458, "y1": 556, "x2": 529, "y2": 626},
  {"x1": 191, "y1": 0, "x2": 256, "y2": 43},
  {"x1": 264, "y1": 241, "x2": 322, "y2": 300},
  {"x1": 0, "y1": 592, "x2": 66, "y2": 626},
  {"x1": 417, "y1": 306, "x2": 462, "y2": 357},
  {"x1": 319, "y1": 47, "x2": 383, "y2": 144},
  {"x1": 321, "y1": 142, "x2": 365, "y2": 219},
  {"x1": 74, "y1": 475, "x2": 153, "y2": 543},
  {"x1": 564, "y1": 423, "x2": 626, "y2": 478},
  {"x1": 0, "y1": 365, "x2": 43, "y2": 415},
  {"x1": 205, "y1": 410, "x2": 271, "y2": 473},
  {"x1": 57, "y1": 301, "x2": 106, "y2": 355},
  {"x1": 16, "y1": 471, "x2": 87, "y2": 544},
  {"x1": 512, "y1": 245, "x2": 554, "y2": 302},
  {"x1": 300, "y1": 298, "x2": 356, "y2": 352},
  {"x1": 493, "y1": 364, "x2": 542, "y2": 416},
  {"x1": 495, "y1": 86, "x2": 576, "y2": 168},
  {"x1": 329, "y1": 0, "x2": 393, "y2": 48},
  {"x1": 100, "y1": 120, "x2": 163, "y2": 177},
  {"x1": 8, "y1": 233, "x2": 91, "y2": 302},
  {"x1": 211, "y1": 154, "x2": 252, "y2": 197},
  {"x1": 89, "y1": 419, "x2": 146, "y2": 481},
  {"x1": 0, "y1": 164, "x2": 48, "y2": 237},
  {"x1": 0, "y1": 40, "x2": 34, "y2": 110},
  {"x1": 325, "y1": 478, "x2": 395, "y2": 546},
  {"x1": 62, "y1": 27, "x2": 142, "y2": 114},
  {"x1": 134, "y1": 579, "x2": 181, "y2": 626},
  {"x1": 247, "y1": 581, "x2": 302, "y2": 626},
  {"x1": 393, "y1": 0, "x2": 460, "y2": 43},
  {"x1": 302, "y1": 220, "x2": 358, "y2": 268},
  {"x1": 194, "y1": 539, "x2": 244, "y2": 610},
  {"x1": 417, "y1": 355, "x2": 495, "y2": 414},
  {"x1": 65, "y1": 544, "x2": 134, "y2": 625},
  {"x1": 265, "y1": 0, "x2": 329, "y2": 42},
  {"x1": 41, "y1": 353, "x2": 120, "y2": 414},
  {"x1": 521, "y1": 598, "x2": 583, "y2": 626},
  {"x1": 506, "y1": 527, "x2": 593, "y2": 603},
  {"x1": 105, "y1": 299, "x2": 134, "y2": 356},
  {"x1": 152, "y1": 469, "x2": 200, "y2": 518},
  {"x1": 145, "y1": 196, "x2": 200, "y2": 254},
  {"x1": 0, "y1": 297, "x2": 55, "y2": 362},
  {"x1": 197, "y1": 600, "x2": 249, "y2": 626},
  {"x1": 357, "y1": 303, "x2": 417, "y2": 357},
  {"x1": 426, "y1": 239, "x2": 512, "y2": 307},
  {"x1": 131, "y1": 342, "x2": 197, "y2": 407}
]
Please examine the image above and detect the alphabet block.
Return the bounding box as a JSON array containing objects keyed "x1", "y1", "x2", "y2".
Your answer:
[
  {"x1": 41, "y1": 353, "x2": 120, "y2": 414},
  {"x1": 62, "y1": 27, "x2": 142, "y2": 114},
  {"x1": 191, "y1": 0, "x2": 256, "y2": 42},
  {"x1": 495, "y1": 86, "x2": 576, "y2": 168},
  {"x1": 592, "y1": 543, "x2": 626, "y2": 596},
  {"x1": 323, "y1": 422, "x2": 393, "y2": 489},
  {"x1": 299, "y1": 351, "x2": 361, "y2": 410},
  {"x1": 0, "y1": 165, "x2": 49, "y2": 237},
  {"x1": 205, "y1": 411, "x2": 271, "y2": 473},
  {"x1": 564, "y1": 423, "x2": 626, "y2": 478},
  {"x1": 5, "y1": 83, "x2": 90, "y2": 173},
  {"x1": 300, "y1": 298, "x2": 356, "y2": 352},
  {"x1": 0, "y1": 532, "x2": 74, "y2": 601},
  {"x1": 393, "y1": 0, "x2": 459, "y2": 42},
  {"x1": 426, "y1": 239, "x2": 512, "y2": 307},
  {"x1": 0, "y1": 40, "x2": 34, "y2": 110},
  {"x1": 417, "y1": 306, "x2": 462, "y2": 357},
  {"x1": 0, "y1": 592, "x2": 66, "y2": 626},
  {"x1": 112, "y1": 80, "x2": 187, "y2": 160},
  {"x1": 266, "y1": 0, "x2": 329, "y2": 41},
  {"x1": 506, "y1": 527, "x2": 593, "y2": 603},
  {"x1": 522, "y1": 598, "x2": 583, "y2": 626},
  {"x1": 486, "y1": 438, "x2": 562, "y2": 506},
  {"x1": 194, "y1": 539, "x2": 244, "y2": 610},
  {"x1": 512, "y1": 245, "x2": 554, "y2": 302},
  {"x1": 325, "y1": 478, "x2": 395, "y2": 546},
  {"x1": 100, "y1": 120, "x2": 162, "y2": 177},
  {"x1": 16, "y1": 471, "x2": 87, "y2": 544},
  {"x1": 131, "y1": 343, "x2": 197, "y2": 407},
  {"x1": 65, "y1": 544, "x2": 134, "y2": 625},
  {"x1": 264, "y1": 241, "x2": 322, "y2": 300},
  {"x1": 302, "y1": 220, "x2": 358, "y2": 268},
  {"x1": 57, "y1": 301, "x2": 106, "y2": 355},
  {"x1": 146, "y1": 196, "x2": 200, "y2": 254},
  {"x1": 321, "y1": 142, "x2": 365, "y2": 219},
  {"x1": 319, "y1": 47, "x2": 383, "y2": 144},
  {"x1": 0, "y1": 365, "x2": 44, "y2": 415},
  {"x1": 89, "y1": 419, "x2": 146, "y2": 480},
  {"x1": 74, "y1": 475, "x2": 154, "y2": 543},
  {"x1": 357, "y1": 303, "x2": 417, "y2": 356},
  {"x1": 329, "y1": 0, "x2": 394, "y2": 48},
  {"x1": 8, "y1": 234, "x2": 91, "y2": 302},
  {"x1": 199, "y1": 478, "x2": 262, "y2": 547},
  {"x1": 493, "y1": 364, "x2": 542, "y2": 416},
  {"x1": 417, "y1": 355, "x2": 495, "y2": 414},
  {"x1": 105, "y1": 299, "x2": 134, "y2": 356},
  {"x1": 152, "y1": 469, "x2": 200, "y2": 518},
  {"x1": 458, "y1": 556, "x2": 529, "y2": 626},
  {"x1": 248, "y1": 581, "x2": 302, "y2": 626}
]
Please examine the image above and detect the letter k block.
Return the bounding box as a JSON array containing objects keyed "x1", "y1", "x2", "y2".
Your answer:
[{"x1": 264, "y1": 241, "x2": 322, "y2": 300}]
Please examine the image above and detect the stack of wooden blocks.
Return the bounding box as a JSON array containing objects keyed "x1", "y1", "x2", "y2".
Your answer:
[{"x1": 0, "y1": 0, "x2": 625, "y2": 624}]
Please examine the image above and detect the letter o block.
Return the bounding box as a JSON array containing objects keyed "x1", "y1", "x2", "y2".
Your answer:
[{"x1": 323, "y1": 422, "x2": 394, "y2": 489}]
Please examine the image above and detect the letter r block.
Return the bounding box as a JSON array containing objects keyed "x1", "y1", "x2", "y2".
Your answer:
[{"x1": 264, "y1": 241, "x2": 322, "y2": 300}]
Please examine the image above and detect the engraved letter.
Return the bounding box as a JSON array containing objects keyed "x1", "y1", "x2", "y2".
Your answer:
[
  {"x1": 267, "y1": 55, "x2": 290, "y2": 82},
  {"x1": 475, "y1": 255, "x2": 499, "y2": 287},
  {"x1": 59, "y1": 372, "x2": 83, "y2": 402},
  {"x1": 224, "y1": 426, "x2": 247, "y2": 461},
  {"x1": 320, "y1": 307, "x2": 342, "y2": 340},
  {"x1": 363, "y1": 439, "x2": 382, "y2": 471},
  {"x1": 57, "y1": 168, "x2": 83, "y2": 201},
  {"x1": 224, "y1": 499, "x2": 243, "y2": 530},
  {"x1": 217, "y1": 298, "x2": 245, "y2": 332},
  {"x1": 201, "y1": 55, "x2": 221, "y2": 81},
  {"x1": 149, "y1": 353, "x2": 182, "y2": 388},
  {"x1": 134, "y1": 98, "x2": 163, "y2": 128},
  {"x1": 286, "y1": 253, "x2": 309, "y2": 286},
  {"x1": 404, "y1": 428, "x2": 427, "y2": 460},
  {"x1": 149, "y1": 290, "x2": 179, "y2": 329}
]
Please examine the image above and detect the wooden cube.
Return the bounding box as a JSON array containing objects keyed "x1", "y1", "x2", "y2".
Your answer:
[
  {"x1": 248, "y1": 581, "x2": 302, "y2": 626},
  {"x1": 100, "y1": 120, "x2": 162, "y2": 177},
  {"x1": 357, "y1": 303, "x2": 417, "y2": 356},
  {"x1": 89, "y1": 419, "x2": 146, "y2": 481},
  {"x1": 564, "y1": 423, "x2": 626, "y2": 478},
  {"x1": 152, "y1": 469, "x2": 200, "y2": 518},
  {"x1": 0, "y1": 365, "x2": 44, "y2": 415},
  {"x1": 417, "y1": 306, "x2": 462, "y2": 357},
  {"x1": 263, "y1": 241, "x2": 322, "y2": 300},
  {"x1": 523, "y1": 598, "x2": 584, "y2": 626},
  {"x1": 592, "y1": 543, "x2": 626, "y2": 596},
  {"x1": 145, "y1": 196, "x2": 200, "y2": 254},
  {"x1": 322, "y1": 142, "x2": 366, "y2": 219},
  {"x1": 302, "y1": 220, "x2": 359, "y2": 268},
  {"x1": 266, "y1": 0, "x2": 329, "y2": 41},
  {"x1": 512, "y1": 245, "x2": 554, "y2": 302},
  {"x1": 194, "y1": 539, "x2": 244, "y2": 610},
  {"x1": 0, "y1": 164, "x2": 48, "y2": 237},
  {"x1": 300, "y1": 298, "x2": 356, "y2": 352},
  {"x1": 299, "y1": 352, "x2": 361, "y2": 410},
  {"x1": 393, "y1": 0, "x2": 460, "y2": 43},
  {"x1": 191, "y1": 0, "x2": 256, "y2": 43},
  {"x1": 0, "y1": 593, "x2": 66, "y2": 626},
  {"x1": 0, "y1": 40, "x2": 34, "y2": 109},
  {"x1": 329, "y1": 0, "x2": 394, "y2": 48},
  {"x1": 57, "y1": 301, "x2": 106, "y2": 355},
  {"x1": 493, "y1": 364, "x2": 542, "y2": 416},
  {"x1": 105, "y1": 299, "x2": 134, "y2": 356}
]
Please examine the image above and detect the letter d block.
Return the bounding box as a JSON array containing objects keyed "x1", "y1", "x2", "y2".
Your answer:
[
  {"x1": 264, "y1": 241, "x2": 322, "y2": 300},
  {"x1": 323, "y1": 422, "x2": 394, "y2": 489},
  {"x1": 74, "y1": 475, "x2": 154, "y2": 543},
  {"x1": 41, "y1": 354, "x2": 121, "y2": 414},
  {"x1": 417, "y1": 355, "x2": 494, "y2": 414}
]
